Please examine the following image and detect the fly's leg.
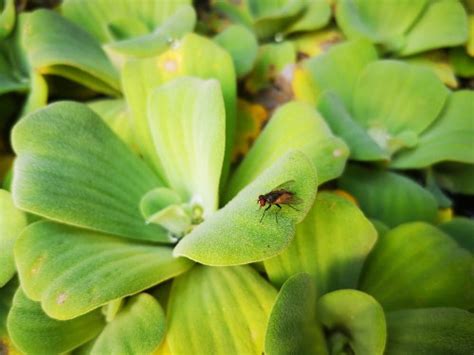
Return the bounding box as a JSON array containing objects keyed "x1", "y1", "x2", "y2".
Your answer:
[
  {"x1": 287, "y1": 204, "x2": 300, "y2": 212},
  {"x1": 260, "y1": 205, "x2": 271, "y2": 223},
  {"x1": 275, "y1": 204, "x2": 282, "y2": 224}
]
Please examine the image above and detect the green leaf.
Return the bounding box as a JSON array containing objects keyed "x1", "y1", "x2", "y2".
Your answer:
[
  {"x1": 385, "y1": 308, "x2": 474, "y2": 355},
  {"x1": 264, "y1": 192, "x2": 377, "y2": 293},
  {"x1": 90, "y1": 293, "x2": 165, "y2": 354},
  {"x1": 398, "y1": 0, "x2": 469, "y2": 56},
  {"x1": 62, "y1": 0, "x2": 191, "y2": 44},
  {"x1": 353, "y1": 60, "x2": 448, "y2": 155},
  {"x1": 0, "y1": 45, "x2": 28, "y2": 95},
  {"x1": 317, "y1": 91, "x2": 388, "y2": 161},
  {"x1": 304, "y1": 40, "x2": 378, "y2": 109},
  {"x1": 439, "y1": 217, "x2": 474, "y2": 253},
  {"x1": 122, "y1": 33, "x2": 236, "y2": 185},
  {"x1": 402, "y1": 50, "x2": 458, "y2": 88},
  {"x1": 174, "y1": 150, "x2": 317, "y2": 266},
  {"x1": 360, "y1": 222, "x2": 474, "y2": 311},
  {"x1": 284, "y1": 0, "x2": 331, "y2": 35},
  {"x1": 265, "y1": 273, "x2": 328, "y2": 355},
  {"x1": 370, "y1": 219, "x2": 390, "y2": 237},
  {"x1": 148, "y1": 77, "x2": 225, "y2": 214},
  {"x1": 434, "y1": 162, "x2": 474, "y2": 195},
  {"x1": 104, "y1": 5, "x2": 196, "y2": 64},
  {"x1": 392, "y1": 91, "x2": 474, "y2": 168},
  {"x1": 451, "y1": 46, "x2": 474, "y2": 77},
  {"x1": 0, "y1": 190, "x2": 27, "y2": 287},
  {"x1": 227, "y1": 102, "x2": 347, "y2": 201},
  {"x1": 140, "y1": 188, "x2": 191, "y2": 236},
  {"x1": 12, "y1": 101, "x2": 170, "y2": 243},
  {"x1": 140, "y1": 187, "x2": 182, "y2": 220},
  {"x1": 251, "y1": 0, "x2": 305, "y2": 40},
  {"x1": 317, "y1": 289, "x2": 386, "y2": 355},
  {"x1": 21, "y1": 70, "x2": 48, "y2": 115},
  {"x1": 245, "y1": 41, "x2": 295, "y2": 94},
  {"x1": 7, "y1": 288, "x2": 105, "y2": 354},
  {"x1": 0, "y1": 277, "x2": 17, "y2": 336},
  {"x1": 18, "y1": 9, "x2": 120, "y2": 95},
  {"x1": 15, "y1": 221, "x2": 193, "y2": 320},
  {"x1": 167, "y1": 265, "x2": 277, "y2": 355},
  {"x1": 0, "y1": 0, "x2": 15, "y2": 39},
  {"x1": 339, "y1": 165, "x2": 438, "y2": 228},
  {"x1": 87, "y1": 98, "x2": 135, "y2": 149},
  {"x1": 214, "y1": 25, "x2": 258, "y2": 78},
  {"x1": 335, "y1": 0, "x2": 427, "y2": 51}
]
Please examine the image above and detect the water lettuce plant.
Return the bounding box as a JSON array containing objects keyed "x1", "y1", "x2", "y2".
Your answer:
[{"x1": 0, "y1": 1, "x2": 473, "y2": 354}]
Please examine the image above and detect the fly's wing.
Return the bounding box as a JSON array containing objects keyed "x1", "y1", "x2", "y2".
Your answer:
[
  {"x1": 272, "y1": 180, "x2": 303, "y2": 205},
  {"x1": 271, "y1": 180, "x2": 296, "y2": 192}
]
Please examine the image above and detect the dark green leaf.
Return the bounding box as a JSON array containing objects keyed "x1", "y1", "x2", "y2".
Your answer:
[
  {"x1": 7, "y1": 288, "x2": 104, "y2": 354},
  {"x1": 339, "y1": 165, "x2": 438, "y2": 228},
  {"x1": 385, "y1": 308, "x2": 474, "y2": 355},
  {"x1": 265, "y1": 273, "x2": 328, "y2": 355},
  {"x1": 360, "y1": 222, "x2": 474, "y2": 311}
]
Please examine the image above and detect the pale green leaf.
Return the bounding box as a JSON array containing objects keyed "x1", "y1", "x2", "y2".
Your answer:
[
  {"x1": 265, "y1": 273, "x2": 328, "y2": 355},
  {"x1": 353, "y1": 60, "x2": 448, "y2": 155},
  {"x1": 18, "y1": 9, "x2": 120, "y2": 95},
  {"x1": 360, "y1": 222, "x2": 474, "y2": 311},
  {"x1": 385, "y1": 308, "x2": 474, "y2": 355},
  {"x1": 0, "y1": 190, "x2": 27, "y2": 287},
  {"x1": 62, "y1": 0, "x2": 191, "y2": 44},
  {"x1": 398, "y1": 0, "x2": 469, "y2": 56},
  {"x1": 167, "y1": 265, "x2": 277, "y2": 355},
  {"x1": 317, "y1": 289, "x2": 386, "y2": 355},
  {"x1": 174, "y1": 150, "x2": 317, "y2": 266},
  {"x1": 439, "y1": 217, "x2": 474, "y2": 253},
  {"x1": 227, "y1": 102, "x2": 347, "y2": 201},
  {"x1": 7, "y1": 288, "x2": 105, "y2": 354},
  {"x1": 90, "y1": 293, "x2": 165, "y2": 355},
  {"x1": 392, "y1": 91, "x2": 474, "y2": 168},
  {"x1": 148, "y1": 77, "x2": 225, "y2": 214},
  {"x1": 317, "y1": 91, "x2": 388, "y2": 161},
  {"x1": 15, "y1": 221, "x2": 193, "y2": 320},
  {"x1": 304, "y1": 39, "x2": 378, "y2": 109},
  {"x1": 336, "y1": 0, "x2": 427, "y2": 51},
  {"x1": 12, "y1": 101, "x2": 169, "y2": 243},
  {"x1": 214, "y1": 25, "x2": 258, "y2": 78},
  {"x1": 264, "y1": 192, "x2": 377, "y2": 293},
  {"x1": 339, "y1": 165, "x2": 438, "y2": 228},
  {"x1": 122, "y1": 33, "x2": 236, "y2": 185}
]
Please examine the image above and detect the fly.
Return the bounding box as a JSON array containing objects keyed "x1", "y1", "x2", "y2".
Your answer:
[{"x1": 257, "y1": 180, "x2": 301, "y2": 223}]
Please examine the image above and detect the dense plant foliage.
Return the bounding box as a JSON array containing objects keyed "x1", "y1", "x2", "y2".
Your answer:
[{"x1": 0, "y1": 0, "x2": 473, "y2": 354}]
